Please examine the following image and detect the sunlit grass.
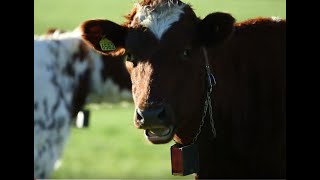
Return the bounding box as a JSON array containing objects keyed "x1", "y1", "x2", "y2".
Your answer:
[{"x1": 52, "y1": 102, "x2": 193, "y2": 179}]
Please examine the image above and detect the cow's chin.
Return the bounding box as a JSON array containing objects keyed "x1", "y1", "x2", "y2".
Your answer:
[{"x1": 144, "y1": 125, "x2": 174, "y2": 144}]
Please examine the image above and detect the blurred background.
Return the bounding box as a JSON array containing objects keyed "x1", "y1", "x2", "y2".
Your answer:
[{"x1": 34, "y1": 0, "x2": 286, "y2": 179}]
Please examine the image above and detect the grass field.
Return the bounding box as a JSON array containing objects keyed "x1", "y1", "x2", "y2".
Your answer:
[
  {"x1": 53, "y1": 102, "x2": 188, "y2": 179},
  {"x1": 34, "y1": 0, "x2": 286, "y2": 35},
  {"x1": 34, "y1": 0, "x2": 286, "y2": 179}
]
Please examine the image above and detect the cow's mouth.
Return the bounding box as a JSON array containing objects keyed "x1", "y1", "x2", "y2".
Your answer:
[{"x1": 144, "y1": 125, "x2": 174, "y2": 144}]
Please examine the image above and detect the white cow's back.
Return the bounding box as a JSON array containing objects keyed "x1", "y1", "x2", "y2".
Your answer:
[{"x1": 34, "y1": 29, "x2": 102, "y2": 178}]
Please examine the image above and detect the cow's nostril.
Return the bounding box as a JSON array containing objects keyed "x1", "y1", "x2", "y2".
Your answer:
[
  {"x1": 157, "y1": 107, "x2": 166, "y2": 120},
  {"x1": 135, "y1": 106, "x2": 169, "y2": 128},
  {"x1": 136, "y1": 108, "x2": 144, "y2": 122}
]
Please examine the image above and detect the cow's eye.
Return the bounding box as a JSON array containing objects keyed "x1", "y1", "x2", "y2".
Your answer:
[{"x1": 182, "y1": 48, "x2": 191, "y2": 59}]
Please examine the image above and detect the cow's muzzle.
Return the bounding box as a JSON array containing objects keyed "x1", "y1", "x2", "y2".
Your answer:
[{"x1": 135, "y1": 104, "x2": 174, "y2": 144}]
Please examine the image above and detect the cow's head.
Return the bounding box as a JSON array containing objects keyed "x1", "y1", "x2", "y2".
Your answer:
[{"x1": 80, "y1": 0, "x2": 234, "y2": 145}]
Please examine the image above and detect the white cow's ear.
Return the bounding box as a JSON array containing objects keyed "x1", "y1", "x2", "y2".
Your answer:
[
  {"x1": 198, "y1": 12, "x2": 235, "y2": 47},
  {"x1": 80, "y1": 19, "x2": 128, "y2": 56}
]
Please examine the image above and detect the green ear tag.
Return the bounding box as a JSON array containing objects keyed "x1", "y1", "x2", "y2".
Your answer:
[{"x1": 99, "y1": 37, "x2": 116, "y2": 51}]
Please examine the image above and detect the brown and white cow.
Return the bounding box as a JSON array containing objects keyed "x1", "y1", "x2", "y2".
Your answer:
[
  {"x1": 34, "y1": 28, "x2": 131, "y2": 178},
  {"x1": 80, "y1": 0, "x2": 286, "y2": 179}
]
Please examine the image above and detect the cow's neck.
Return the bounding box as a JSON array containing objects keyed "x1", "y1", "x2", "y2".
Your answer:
[
  {"x1": 193, "y1": 77, "x2": 232, "y2": 179},
  {"x1": 192, "y1": 47, "x2": 220, "y2": 179}
]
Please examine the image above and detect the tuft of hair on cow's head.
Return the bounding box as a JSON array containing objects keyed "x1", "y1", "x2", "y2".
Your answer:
[{"x1": 80, "y1": 0, "x2": 235, "y2": 145}]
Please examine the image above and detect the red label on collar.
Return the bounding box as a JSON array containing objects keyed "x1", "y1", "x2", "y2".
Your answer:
[{"x1": 171, "y1": 144, "x2": 183, "y2": 175}]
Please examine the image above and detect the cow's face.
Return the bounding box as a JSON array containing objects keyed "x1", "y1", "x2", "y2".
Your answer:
[{"x1": 81, "y1": 0, "x2": 234, "y2": 145}]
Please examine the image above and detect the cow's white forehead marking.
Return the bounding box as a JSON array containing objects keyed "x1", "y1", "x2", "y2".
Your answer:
[{"x1": 131, "y1": 1, "x2": 186, "y2": 40}]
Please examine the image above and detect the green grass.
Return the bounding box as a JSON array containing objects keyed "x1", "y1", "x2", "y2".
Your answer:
[
  {"x1": 34, "y1": 0, "x2": 286, "y2": 35},
  {"x1": 34, "y1": 0, "x2": 286, "y2": 179},
  {"x1": 52, "y1": 102, "x2": 193, "y2": 179}
]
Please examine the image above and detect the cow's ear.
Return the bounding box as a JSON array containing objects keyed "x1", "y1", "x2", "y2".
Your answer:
[
  {"x1": 198, "y1": 12, "x2": 235, "y2": 47},
  {"x1": 80, "y1": 19, "x2": 128, "y2": 56}
]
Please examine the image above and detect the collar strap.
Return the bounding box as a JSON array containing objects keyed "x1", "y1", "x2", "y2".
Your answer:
[{"x1": 190, "y1": 47, "x2": 217, "y2": 144}]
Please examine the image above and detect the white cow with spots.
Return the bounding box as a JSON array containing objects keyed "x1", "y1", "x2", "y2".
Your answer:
[{"x1": 34, "y1": 28, "x2": 131, "y2": 178}]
